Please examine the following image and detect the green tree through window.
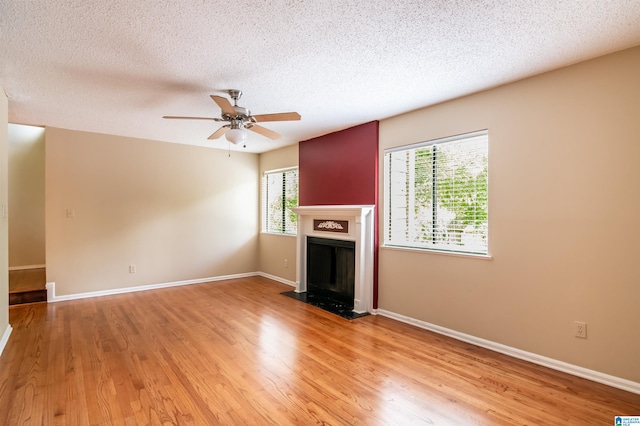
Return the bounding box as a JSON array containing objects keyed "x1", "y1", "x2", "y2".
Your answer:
[{"x1": 262, "y1": 168, "x2": 298, "y2": 235}]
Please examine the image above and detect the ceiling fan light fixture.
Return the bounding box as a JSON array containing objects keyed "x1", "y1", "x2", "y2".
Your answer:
[{"x1": 225, "y1": 127, "x2": 246, "y2": 145}]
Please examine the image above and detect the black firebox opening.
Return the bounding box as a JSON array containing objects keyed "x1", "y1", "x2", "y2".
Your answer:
[{"x1": 306, "y1": 236, "x2": 355, "y2": 307}]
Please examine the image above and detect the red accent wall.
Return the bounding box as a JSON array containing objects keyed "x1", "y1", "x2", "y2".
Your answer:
[
  {"x1": 299, "y1": 122, "x2": 378, "y2": 206},
  {"x1": 299, "y1": 121, "x2": 379, "y2": 308}
]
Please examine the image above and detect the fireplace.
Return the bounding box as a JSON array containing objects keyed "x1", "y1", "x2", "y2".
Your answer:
[
  {"x1": 292, "y1": 205, "x2": 374, "y2": 314},
  {"x1": 307, "y1": 237, "x2": 355, "y2": 306}
]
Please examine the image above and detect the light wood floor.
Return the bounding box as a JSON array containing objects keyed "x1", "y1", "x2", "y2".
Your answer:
[{"x1": 0, "y1": 276, "x2": 637, "y2": 425}]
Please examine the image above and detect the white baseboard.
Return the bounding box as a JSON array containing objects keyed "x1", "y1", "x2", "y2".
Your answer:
[
  {"x1": 256, "y1": 272, "x2": 296, "y2": 287},
  {"x1": 46, "y1": 282, "x2": 55, "y2": 301},
  {"x1": 375, "y1": 308, "x2": 640, "y2": 396},
  {"x1": 9, "y1": 264, "x2": 46, "y2": 271},
  {"x1": 0, "y1": 324, "x2": 12, "y2": 359},
  {"x1": 46, "y1": 272, "x2": 259, "y2": 302}
]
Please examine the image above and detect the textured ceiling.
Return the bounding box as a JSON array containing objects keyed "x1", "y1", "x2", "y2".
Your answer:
[{"x1": 1, "y1": 1, "x2": 640, "y2": 153}]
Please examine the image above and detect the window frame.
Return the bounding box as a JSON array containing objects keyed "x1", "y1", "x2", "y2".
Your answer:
[
  {"x1": 261, "y1": 167, "x2": 299, "y2": 236},
  {"x1": 383, "y1": 130, "x2": 489, "y2": 257}
]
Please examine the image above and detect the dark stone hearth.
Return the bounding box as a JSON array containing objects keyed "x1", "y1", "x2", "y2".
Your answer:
[{"x1": 281, "y1": 290, "x2": 369, "y2": 320}]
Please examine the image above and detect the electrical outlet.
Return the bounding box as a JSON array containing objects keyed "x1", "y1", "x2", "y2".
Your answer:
[
  {"x1": 284, "y1": 259, "x2": 288, "y2": 268},
  {"x1": 129, "y1": 265, "x2": 136, "y2": 274},
  {"x1": 574, "y1": 321, "x2": 587, "y2": 338}
]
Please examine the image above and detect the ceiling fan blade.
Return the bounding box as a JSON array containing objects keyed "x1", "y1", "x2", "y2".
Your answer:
[
  {"x1": 210, "y1": 95, "x2": 236, "y2": 116},
  {"x1": 163, "y1": 115, "x2": 221, "y2": 121},
  {"x1": 208, "y1": 126, "x2": 229, "y2": 140},
  {"x1": 250, "y1": 112, "x2": 301, "y2": 122},
  {"x1": 247, "y1": 124, "x2": 281, "y2": 140}
]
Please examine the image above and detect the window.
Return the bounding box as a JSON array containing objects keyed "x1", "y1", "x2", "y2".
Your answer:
[
  {"x1": 262, "y1": 167, "x2": 299, "y2": 235},
  {"x1": 384, "y1": 130, "x2": 488, "y2": 255}
]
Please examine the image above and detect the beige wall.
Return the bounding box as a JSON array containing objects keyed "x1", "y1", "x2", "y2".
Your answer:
[
  {"x1": 45, "y1": 128, "x2": 259, "y2": 296},
  {"x1": 0, "y1": 87, "x2": 9, "y2": 339},
  {"x1": 8, "y1": 124, "x2": 45, "y2": 267},
  {"x1": 258, "y1": 144, "x2": 298, "y2": 283},
  {"x1": 378, "y1": 46, "x2": 640, "y2": 382}
]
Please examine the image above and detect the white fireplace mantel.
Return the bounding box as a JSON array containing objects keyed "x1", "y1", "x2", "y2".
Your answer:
[{"x1": 292, "y1": 205, "x2": 375, "y2": 313}]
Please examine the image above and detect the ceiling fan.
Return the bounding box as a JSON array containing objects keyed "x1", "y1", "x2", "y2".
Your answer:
[{"x1": 163, "y1": 89, "x2": 301, "y2": 146}]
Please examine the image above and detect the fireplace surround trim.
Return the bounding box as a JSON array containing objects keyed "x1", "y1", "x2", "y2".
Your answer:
[{"x1": 292, "y1": 205, "x2": 375, "y2": 313}]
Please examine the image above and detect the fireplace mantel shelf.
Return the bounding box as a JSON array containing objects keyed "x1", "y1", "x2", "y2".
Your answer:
[{"x1": 292, "y1": 205, "x2": 374, "y2": 217}]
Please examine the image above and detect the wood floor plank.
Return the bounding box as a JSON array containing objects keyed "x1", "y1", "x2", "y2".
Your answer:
[{"x1": 0, "y1": 276, "x2": 638, "y2": 425}]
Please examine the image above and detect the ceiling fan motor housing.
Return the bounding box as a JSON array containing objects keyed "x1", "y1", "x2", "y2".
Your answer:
[{"x1": 233, "y1": 106, "x2": 250, "y2": 118}]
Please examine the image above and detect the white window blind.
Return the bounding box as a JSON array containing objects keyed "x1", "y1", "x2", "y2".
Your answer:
[
  {"x1": 384, "y1": 131, "x2": 488, "y2": 255},
  {"x1": 262, "y1": 168, "x2": 299, "y2": 235}
]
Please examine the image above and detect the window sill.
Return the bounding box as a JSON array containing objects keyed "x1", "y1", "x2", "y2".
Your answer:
[{"x1": 381, "y1": 244, "x2": 493, "y2": 260}]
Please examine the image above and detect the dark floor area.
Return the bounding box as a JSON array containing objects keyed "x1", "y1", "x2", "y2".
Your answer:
[{"x1": 281, "y1": 290, "x2": 369, "y2": 320}]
